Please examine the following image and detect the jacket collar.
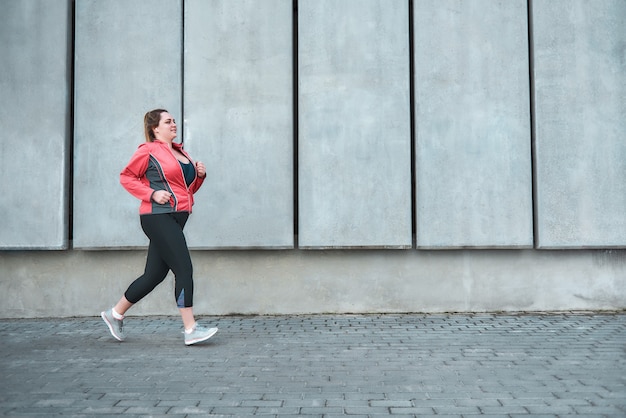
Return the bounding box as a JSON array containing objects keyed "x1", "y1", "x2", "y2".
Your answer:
[{"x1": 153, "y1": 140, "x2": 184, "y2": 151}]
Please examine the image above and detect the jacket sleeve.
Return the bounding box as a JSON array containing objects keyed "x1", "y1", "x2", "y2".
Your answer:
[
  {"x1": 120, "y1": 144, "x2": 154, "y2": 202},
  {"x1": 190, "y1": 171, "x2": 205, "y2": 195}
]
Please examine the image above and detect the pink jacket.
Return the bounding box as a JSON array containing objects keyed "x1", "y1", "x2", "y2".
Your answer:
[{"x1": 120, "y1": 140, "x2": 204, "y2": 214}]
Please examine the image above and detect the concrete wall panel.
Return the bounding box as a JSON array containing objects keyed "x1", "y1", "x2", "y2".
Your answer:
[
  {"x1": 0, "y1": 0, "x2": 70, "y2": 249},
  {"x1": 183, "y1": 0, "x2": 293, "y2": 248},
  {"x1": 533, "y1": 0, "x2": 626, "y2": 248},
  {"x1": 2, "y1": 249, "x2": 625, "y2": 318},
  {"x1": 73, "y1": 0, "x2": 182, "y2": 248},
  {"x1": 414, "y1": 0, "x2": 533, "y2": 248},
  {"x1": 298, "y1": 0, "x2": 412, "y2": 248}
]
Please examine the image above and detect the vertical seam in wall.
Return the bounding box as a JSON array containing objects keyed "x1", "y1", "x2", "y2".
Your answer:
[
  {"x1": 408, "y1": 0, "x2": 417, "y2": 249},
  {"x1": 181, "y1": 0, "x2": 185, "y2": 145},
  {"x1": 527, "y1": 0, "x2": 538, "y2": 248},
  {"x1": 68, "y1": 0, "x2": 76, "y2": 249},
  {"x1": 293, "y1": 0, "x2": 299, "y2": 249}
]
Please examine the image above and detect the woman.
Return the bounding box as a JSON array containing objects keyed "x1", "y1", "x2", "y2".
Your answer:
[{"x1": 101, "y1": 109, "x2": 217, "y2": 346}]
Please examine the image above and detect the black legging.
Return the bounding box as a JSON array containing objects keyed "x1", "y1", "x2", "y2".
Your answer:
[{"x1": 125, "y1": 212, "x2": 193, "y2": 308}]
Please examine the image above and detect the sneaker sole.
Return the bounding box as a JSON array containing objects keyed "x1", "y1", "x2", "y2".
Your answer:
[
  {"x1": 101, "y1": 312, "x2": 124, "y2": 342},
  {"x1": 185, "y1": 328, "x2": 218, "y2": 346}
]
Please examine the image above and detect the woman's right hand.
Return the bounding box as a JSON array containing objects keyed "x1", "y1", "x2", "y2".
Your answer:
[{"x1": 152, "y1": 190, "x2": 172, "y2": 205}]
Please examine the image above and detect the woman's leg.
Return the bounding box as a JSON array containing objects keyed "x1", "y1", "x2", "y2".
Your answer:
[
  {"x1": 104, "y1": 222, "x2": 170, "y2": 334},
  {"x1": 179, "y1": 307, "x2": 196, "y2": 330},
  {"x1": 137, "y1": 213, "x2": 197, "y2": 330},
  {"x1": 113, "y1": 296, "x2": 133, "y2": 317},
  {"x1": 122, "y1": 235, "x2": 171, "y2": 310}
]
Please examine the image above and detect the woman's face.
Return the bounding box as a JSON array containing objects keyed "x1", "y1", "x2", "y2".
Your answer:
[{"x1": 154, "y1": 112, "x2": 177, "y2": 142}]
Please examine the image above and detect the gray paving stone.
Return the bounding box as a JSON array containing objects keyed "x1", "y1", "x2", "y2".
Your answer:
[
  {"x1": 0, "y1": 313, "x2": 624, "y2": 416},
  {"x1": 388, "y1": 407, "x2": 435, "y2": 415}
]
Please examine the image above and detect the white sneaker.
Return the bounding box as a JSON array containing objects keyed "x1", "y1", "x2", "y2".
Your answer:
[
  {"x1": 101, "y1": 309, "x2": 126, "y2": 341},
  {"x1": 184, "y1": 325, "x2": 218, "y2": 346}
]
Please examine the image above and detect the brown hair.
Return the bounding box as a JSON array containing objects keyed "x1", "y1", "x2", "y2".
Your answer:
[{"x1": 144, "y1": 109, "x2": 168, "y2": 142}]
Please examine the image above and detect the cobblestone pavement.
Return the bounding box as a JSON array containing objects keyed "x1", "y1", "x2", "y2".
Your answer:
[{"x1": 0, "y1": 312, "x2": 624, "y2": 417}]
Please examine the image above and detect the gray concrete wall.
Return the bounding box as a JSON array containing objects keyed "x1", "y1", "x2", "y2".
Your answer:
[
  {"x1": 73, "y1": 0, "x2": 182, "y2": 248},
  {"x1": 1, "y1": 249, "x2": 624, "y2": 318},
  {"x1": 183, "y1": 0, "x2": 294, "y2": 249},
  {"x1": 533, "y1": 0, "x2": 626, "y2": 248},
  {"x1": 414, "y1": 0, "x2": 533, "y2": 248},
  {"x1": 0, "y1": 0, "x2": 70, "y2": 249},
  {"x1": 298, "y1": 0, "x2": 413, "y2": 248},
  {"x1": 1, "y1": 0, "x2": 625, "y2": 318}
]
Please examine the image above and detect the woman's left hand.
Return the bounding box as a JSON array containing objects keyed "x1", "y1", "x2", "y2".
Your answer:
[{"x1": 196, "y1": 161, "x2": 206, "y2": 178}]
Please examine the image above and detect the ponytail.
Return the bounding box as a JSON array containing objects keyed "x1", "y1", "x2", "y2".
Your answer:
[{"x1": 143, "y1": 109, "x2": 167, "y2": 142}]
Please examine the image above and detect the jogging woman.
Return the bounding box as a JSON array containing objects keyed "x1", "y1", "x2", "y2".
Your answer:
[{"x1": 101, "y1": 109, "x2": 217, "y2": 346}]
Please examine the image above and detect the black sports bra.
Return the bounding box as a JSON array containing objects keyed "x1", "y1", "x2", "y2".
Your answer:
[{"x1": 179, "y1": 160, "x2": 196, "y2": 186}]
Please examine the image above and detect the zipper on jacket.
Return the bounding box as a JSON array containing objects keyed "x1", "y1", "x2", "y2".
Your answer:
[{"x1": 165, "y1": 142, "x2": 196, "y2": 210}]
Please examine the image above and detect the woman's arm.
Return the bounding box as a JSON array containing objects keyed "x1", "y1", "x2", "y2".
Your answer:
[{"x1": 119, "y1": 144, "x2": 154, "y2": 202}]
